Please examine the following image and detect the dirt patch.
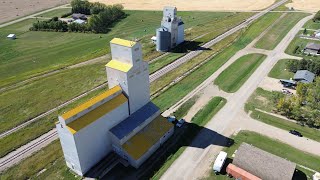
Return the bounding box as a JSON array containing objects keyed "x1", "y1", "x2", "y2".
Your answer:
[
  {"x1": 256, "y1": 95, "x2": 268, "y2": 103},
  {"x1": 286, "y1": 0, "x2": 320, "y2": 12},
  {"x1": 0, "y1": 0, "x2": 70, "y2": 24},
  {"x1": 90, "y1": 0, "x2": 275, "y2": 11}
]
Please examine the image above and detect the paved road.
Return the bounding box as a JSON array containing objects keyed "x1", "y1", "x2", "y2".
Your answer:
[
  {"x1": 161, "y1": 14, "x2": 314, "y2": 180},
  {"x1": 0, "y1": 0, "x2": 288, "y2": 172}
]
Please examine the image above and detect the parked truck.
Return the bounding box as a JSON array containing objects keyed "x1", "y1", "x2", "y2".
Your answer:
[{"x1": 213, "y1": 151, "x2": 227, "y2": 174}]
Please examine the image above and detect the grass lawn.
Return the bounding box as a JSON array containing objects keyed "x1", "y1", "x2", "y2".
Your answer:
[
  {"x1": 0, "y1": 11, "x2": 251, "y2": 88},
  {"x1": 268, "y1": 59, "x2": 294, "y2": 79},
  {"x1": 207, "y1": 131, "x2": 320, "y2": 180},
  {"x1": 214, "y1": 54, "x2": 266, "y2": 93},
  {"x1": 245, "y1": 88, "x2": 320, "y2": 142},
  {"x1": 254, "y1": 12, "x2": 309, "y2": 50},
  {"x1": 0, "y1": 12, "x2": 283, "y2": 178},
  {"x1": 152, "y1": 97, "x2": 227, "y2": 180},
  {"x1": 172, "y1": 96, "x2": 199, "y2": 119},
  {"x1": 303, "y1": 19, "x2": 320, "y2": 30},
  {"x1": 35, "y1": 8, "x2": 72, "y2": 18}
]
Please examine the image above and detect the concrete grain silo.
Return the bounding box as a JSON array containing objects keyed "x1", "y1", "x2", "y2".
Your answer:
[{"x1": 156, "y1": 27, "x2": 171, "y2": 52}]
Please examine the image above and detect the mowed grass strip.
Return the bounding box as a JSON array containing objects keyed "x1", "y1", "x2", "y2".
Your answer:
[
  {"x1": 35, "y1": 8, "x2": 72, "y2": 18},
  {"x1": 268, "y1": 59, "x2": 294, "y2": 79},
  {"x1": 208, "y1": 131, "x2": 320, "y2": 179},
  {"x1": 254, "y1": 12, "x2": 309, "y2": 50},
  {"x1": 214, "y1": 54, "x2": 266, "y2": 93}
]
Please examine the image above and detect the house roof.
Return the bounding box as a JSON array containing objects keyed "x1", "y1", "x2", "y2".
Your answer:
[
  {"x1": 111, "y1": 38, "x2": 136, "y2": 48},
  {"x1": 305, "y1": 42, "x2": 320, "y2": 51},
  {"x1": 233, "y1": 143, "x2": 296, "y2": 180},
  {"x1": 66, "y1": 93, "x2": 128, "y2": 134},
  {"x1": 293, "y1": 70, "x2": 315, "y2": 83},
  {"x1": 74, "y1": 19, "x2": 86, "y2": 24},
  {"x1": 110, "y1": 102, "x2": 160, "y2": 140},
  {"x1": 227, "y1": 164, "x2": 262, "y2": 180},
  {"x1": 122, "y1": 115, "x2": 173, "y2": 160},
  {"x1": 106, "y1": 60, "x2": 132, "y2": 72},
  {"x1": 7, "y1": 34, "x2": 16, "y2": 38}
]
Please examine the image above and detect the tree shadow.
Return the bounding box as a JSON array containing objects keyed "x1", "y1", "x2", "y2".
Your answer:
[{"x1": 91, "y1": 122, "x2": 233, "y2": 179}]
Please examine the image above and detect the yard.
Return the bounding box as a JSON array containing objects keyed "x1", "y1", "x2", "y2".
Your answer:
[
  {"x1": 207, "y1": 131, "x2": 320, "y2": 180},
  {"x1": 254, "y1": 12, "x2": 309, "y2": 50},
  {"x1": 214, "y1": 53, "x2": 267, "y2": 93},
  {"x1": 268, "y1": 59, "x2": 295, "y2": 79},
  {"x1": 245, "y1": 88, "x2": 320, "y2": 142}
]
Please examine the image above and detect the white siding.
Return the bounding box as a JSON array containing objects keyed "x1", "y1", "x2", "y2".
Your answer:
[
  {"x1": 69, "y1": 102, "x2": 129, "y2": 175},
  {"x1": 177, "y1": 24, "x2": 185, "y2": 45}
]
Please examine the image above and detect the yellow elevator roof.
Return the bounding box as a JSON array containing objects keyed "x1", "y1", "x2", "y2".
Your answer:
[
  {"x1": 122, "y1": 115, "x2": 173, "y2": 160},
  {"x1": 111, "y1": 38, "x2": 137, "y2": 47},
  {"x1": 106, "y1": 60, "x2": 132, "y2": 72},
  {"x1": 61, "y1": 85, "x2": 122, "y2": 120},
  {"x1": 67, "y1": 93, "x2": 128, "y2": 134}
]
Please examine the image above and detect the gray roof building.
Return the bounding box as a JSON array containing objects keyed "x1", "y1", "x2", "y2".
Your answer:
[
  {"x1": 233, "y1": 143, "x2": 296, "y2": 180},
  {"x1": 304, "y1": 43, "x2": 320, "y2": 55},
  {"x1": 72, "y1": 13, "x2": 87, "y2": 20},
  {"x1": 293, "y1": 70, "x2": 315, "y2": 83}
]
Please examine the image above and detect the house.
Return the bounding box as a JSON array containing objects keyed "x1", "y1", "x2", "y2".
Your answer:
[
  {"x1": 7, "y1": 34, "x2": 16, "y2": 40},
  {"x1": 232, "y1": 143, "x2": 296, "y2": 180},
  {"x1": 293, "y1": 70, "x2": 315, "y2": 83},
  {"x1": 56, "y1": 38, "x2": 174, "y2": 176},
  {"x1": 72, "y1": 13, "x2": 87, "y2": 20},
  {"x1": 73, "y1": 19, "x2": 86, "y2": 24},
  {"x1": 304, "y1": 42, "x2": 320, "y2": 55}
]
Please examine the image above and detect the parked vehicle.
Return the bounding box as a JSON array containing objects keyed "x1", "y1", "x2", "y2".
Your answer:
[
  {"x1": 176, "y1": 119, "x2": 185, "y2": 128},
  {"x1": 281, "y1": 89, "x2": 293, "y2": 95},
  {"x1": 289, "y1": 130, "x2": 303, "y2": 137},
  {"x1": 213, "y1": 151, "x2": 228, "y2": 174},
  {"x1": 167, "y1": 116, "x2": 176, "y2": 124}
]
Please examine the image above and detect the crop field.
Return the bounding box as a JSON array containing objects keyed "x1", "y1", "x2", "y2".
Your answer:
[
  {"x1": 208, "y1": 131, "x2": 319, "y2": 180},
  {"x1": 0, "y1": 10, "x2": 250, "y2": 88},
  {"x1": 254, "y1": 12, "x2": 309, "y2": 50},
  {"x1": 268, "y1": 59, "x2": 294, "y2": 79},
  {"x1": 214, "y1": 54, "x2": 267, "y2": 93}
]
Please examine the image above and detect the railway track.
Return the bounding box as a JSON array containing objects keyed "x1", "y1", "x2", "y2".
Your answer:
[{"x1": 0, "y1": 0, "x2": 288, "y2": 172}]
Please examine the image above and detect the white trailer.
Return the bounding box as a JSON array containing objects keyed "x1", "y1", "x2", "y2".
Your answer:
[
  {"x1": 213, "y1": 151, "x2": 227, "y2": 174},
  {"x1": 314, "y1": 172, "x2": 320, "y2": 180}
]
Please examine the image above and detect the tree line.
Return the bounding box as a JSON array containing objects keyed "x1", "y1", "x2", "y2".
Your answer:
[
  {"x1": 286, "y1": 59, "x2": 320, "y2": 76},
  {"x1": 313, "y1": 10, "x2": 320, "y2": 22},
  {"x1": 30, "y1": 1, "x2": 125, "y2": 33},
  {"x1": 276, "y1": 77, "x2": 320, "y2": 127}
]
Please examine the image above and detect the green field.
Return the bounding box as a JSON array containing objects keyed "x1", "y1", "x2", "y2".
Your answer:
[
  {"x1": 245, "y1": 88, "x2": 320, "y2": 142},
  {"x1": 0, "y1": 11, "x2": 251, "y2": 87},
  {"x1": 303, "y1": 19, "x2": 320, "y2": 30},
  {"x1": 254, "y1": 13, "x2": 309, "y2": 50},
  {"x1": 268, "y1": 59, "x2": 294, "y2": 79},
  {"x1": 214, "y1": 54, "x2": 266, "y2": 93},
  {"x1": 0, "y1": 11, "x2": 283, "y2": 178},
  {"x1": 208, "y1": 131, "x2": 320, "y2": 180},
  {"x1": 35, "y1": 8, "x2": 72, "y2": 18}
]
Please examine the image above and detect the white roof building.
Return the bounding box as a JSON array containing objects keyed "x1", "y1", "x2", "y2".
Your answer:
[
  {"x1": 73, "y1": 19, "x2": 86, "y2": 24},
  {"x1": 7, "y1": 34, "x2": 16, "y2": 39}
]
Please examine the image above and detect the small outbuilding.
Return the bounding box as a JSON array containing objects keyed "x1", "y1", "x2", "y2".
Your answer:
[
  {"x1": 232, "y1": 143, "x2": 296, "y2": 180},
  {"x1": 304, "y1": 42, "x2": 320, "y2": 55},
  {"x1": 7, "y1": 34, "x2": 16, "y2": 40},
  {"x1": 293, "y1": 70, "x2": 315, "y2": 83},
  {"x1": 72, "y1": 13, "x2": 87, "y2": 20},
  {"x1": 314, "y1": 172, "x2": 320, "y2": 180}
]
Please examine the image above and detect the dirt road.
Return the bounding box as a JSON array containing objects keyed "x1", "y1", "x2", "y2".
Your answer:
[{"x1": 160, "y1": 14, "x2": 315, "y2": 180}]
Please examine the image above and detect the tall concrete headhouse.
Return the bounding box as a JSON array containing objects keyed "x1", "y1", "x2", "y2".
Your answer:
[
  {"x1": 156, "y1": 6, "x2": 185, "y2": 52},
  {"x1": 56, "y1": 38, "x2": 174, "y2": 176}
]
